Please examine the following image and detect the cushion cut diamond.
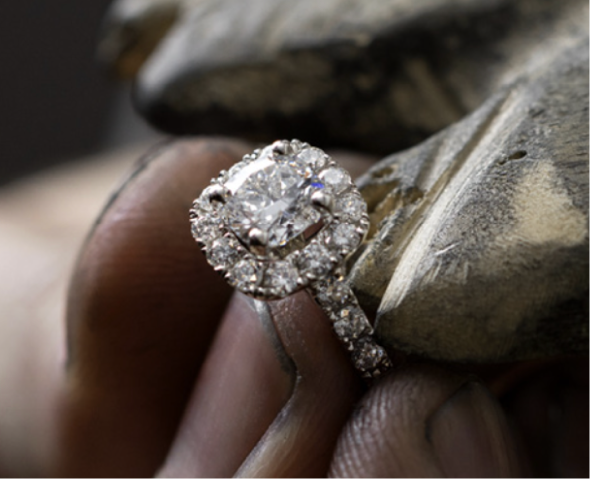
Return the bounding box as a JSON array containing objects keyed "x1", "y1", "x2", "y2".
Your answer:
[{"x1": 224, "y1": 149, "x2": 323, "y2": 250}]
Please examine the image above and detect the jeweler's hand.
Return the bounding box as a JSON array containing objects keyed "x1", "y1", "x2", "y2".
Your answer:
[{"x1": 1, "y1": 138, "x2": 586, "y2": 477}]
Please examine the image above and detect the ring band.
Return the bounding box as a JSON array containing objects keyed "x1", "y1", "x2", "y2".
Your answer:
[{"x1": 190, "y1": 139, "x2": 391, "y2": 379}]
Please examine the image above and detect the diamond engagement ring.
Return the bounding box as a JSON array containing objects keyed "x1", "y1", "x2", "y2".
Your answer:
[{"x1": 190, "y1": 139, "x2": 391, "y2": 379}]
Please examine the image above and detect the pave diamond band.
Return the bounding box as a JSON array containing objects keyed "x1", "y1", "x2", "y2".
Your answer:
[
  {"x1": 312, "y1": 277, "x2": 391, "y2": 378},
  {"x1": 190, "y1": 139, "x2": 391, "y2": 379}
]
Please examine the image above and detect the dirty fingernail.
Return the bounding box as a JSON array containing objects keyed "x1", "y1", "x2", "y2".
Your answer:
[{"x1": 429, "y1": 381, "x2": 522, "y2": 478}]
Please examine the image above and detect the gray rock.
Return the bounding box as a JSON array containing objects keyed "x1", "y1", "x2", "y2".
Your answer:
[
  {"x1": 98, "y1": 0, "x2": 184, "y2": 79},
  {"x1": 351, "y1": 40, "x2": 588, "y2": 361},
  {"x1": 101, "y1": 0, "x2": 587, "y2": 154}
]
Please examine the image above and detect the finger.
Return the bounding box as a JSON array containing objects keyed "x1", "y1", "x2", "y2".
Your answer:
[
  {"x1": 330, "y1": 364, "x2": 523, "y2": 477},
  {"x1": 159, "y1": 289, "x2": 364, "y2": 478},
  {"x1": 157, "y1": 149, "x2": 378, "y2": 477},
  {"x1": 158, "y1": 292, "x2": 295, "y2": 478},
  {"x1": 235, "y1": 291, "x2": 364, "y2": 478},
  {"x1": 56, "y1": 138, "x2": 250, "y2": 477},
  {"x1": 503, "y1": 358, "x2": 589, "y2": 477}
]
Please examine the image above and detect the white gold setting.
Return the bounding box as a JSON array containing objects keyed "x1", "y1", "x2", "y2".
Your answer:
[{"x1": 190, "y1": 139, "x2": 391, "y2": 379}]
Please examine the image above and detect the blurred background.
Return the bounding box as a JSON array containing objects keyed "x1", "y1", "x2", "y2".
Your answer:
[
  {"x1": 0, "y1": 6, "x2": 161, "y2": 443},
  {"x1": 0, "y1": 1, "x2": 158, "y2": 185}
]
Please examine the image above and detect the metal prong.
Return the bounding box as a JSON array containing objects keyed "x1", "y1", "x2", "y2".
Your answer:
[
  {"x1": 205, "y1": 184, "x2": 230, "y2": 203},
  {"x1": 271, "y1": 139, "x2": 290, "y2": 156},
  {"x1": 248, "y1": 227, "x2": 268, "y2": 255},
  {"x1": 290, "y1": 139, "x2": 303, "y2": 152},
  {"x1": 311, "y1": 190, "x2": 335, "y2": 214}
]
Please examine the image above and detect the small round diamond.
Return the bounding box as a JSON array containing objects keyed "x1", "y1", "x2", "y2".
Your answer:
[
  {"x1": 207, "y1": 237, "x2": 240, "y2": 269},
  {"x1": 191, "y1": 216, "x2": 222, "y2": 244},
  {"x1": 353, "y1": 339, "x2": 388, "y2": 372},
  {"x1": 314, "y1": 278, "x2": 353, "y2": 307},
  {"x1": 333, "y1": 312, "x2": 370, "y2": 341},
  {"x1": 319, "y1": 167, "x2": 351, "y2": 194},
  {"x1": 192, "y1": 194, "x2": 216, "y2": 214},
  {"x1": 228, "y1": 258, "x2": 261, "y2": 291},
  {"x1": 330, "y1": 223, "x2": 361, "y2": 253},
  {"x1": 264, "y1": 260, "x2": 299, "y2": 295},
  {"x1": 335, "y1": 192, "x2": 367, "y2": 222},
  {"x1": 297, "y1": 243, "x2": 333, "y2": 278},
  {"x1": 297, "y1": 147, "x2": 327, "y2": 171}
]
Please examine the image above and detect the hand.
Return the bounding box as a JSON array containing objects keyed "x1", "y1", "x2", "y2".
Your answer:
[{"x1": 0, "y1": 138, "x2": 587, "y2": 477}]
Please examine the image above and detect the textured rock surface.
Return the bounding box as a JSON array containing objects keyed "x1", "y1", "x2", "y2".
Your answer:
[
  {"x1": 351, "y1": 41, "x2": 588, "y2": 361},
  {"x1": 98, "y1": 0, "x2": 185, "y2": 79},
  {"x1": 103, "y1": 0, "x2": 587, "y2": 154}
]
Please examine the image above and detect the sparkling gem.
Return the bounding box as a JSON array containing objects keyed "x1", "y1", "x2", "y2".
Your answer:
[
  {"x1": 353, "y1": 339, "x2": 388, "y2": 372},
  {"x1": 193, "y1": 194, "x2": 216, "y2": 214},
  {"x1": 191, "y1": 216, "x2": 222, "y2": 243},
  {"x1": 229, "y1": 259, "x2": 260, "y2": 290},
  {"x1": 316, "y1": 279, "x2": 352, "y2": 306},
  {"x1": 335, "y1": 192, "x2": 366, "y2": 221},
  {"x1": 297, "y1": 147, "x2": 327, "y2": 170},
  {"x1": 331, "y1": 223, "x2": 360, "y2": 252},
  {"x1": 207, "y1": 237, "x2": 240, "y2": 269},
  {"x1": 222, "y1": 148, "x2": 323, "y2": 250},
  {"x1": 264, "y1": 260, "x2": 298, "y2": 295},
  {"x1": 319, "y1": 167, "x2": 351, "y2": 194},
  {"x1": 297, "y1": 243, "x2": 333, "y2": 277},
  {"x1": 333, "y1": 312, "x2": 368, "y2": 340}
]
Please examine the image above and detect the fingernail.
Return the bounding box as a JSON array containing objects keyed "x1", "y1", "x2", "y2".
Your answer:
[{"x1": 429, "y1": 381, "x2": 521, "y2": 477}]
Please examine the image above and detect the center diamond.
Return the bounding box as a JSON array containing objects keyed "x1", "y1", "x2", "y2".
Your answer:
[{"x1": 224, "y1": 149, "x2": 323, "y2": 251}]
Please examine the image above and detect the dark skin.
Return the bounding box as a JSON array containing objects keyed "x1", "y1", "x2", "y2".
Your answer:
[{"x1": 1, "y1": 138, "x2": 587, "y2": 477}]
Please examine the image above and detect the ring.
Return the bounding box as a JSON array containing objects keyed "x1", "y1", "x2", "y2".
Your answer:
[{"x1": 190, "y1": 139, "x2": 392, "y2": 379}]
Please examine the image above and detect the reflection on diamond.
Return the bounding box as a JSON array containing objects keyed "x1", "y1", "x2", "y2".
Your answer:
[
  {"x1": 314, "y1": 278, "x2": 352, "y2": 307},
  {"x1": 227, "y1": 161, "x2": 247, "y2": 177},
  {"x1": 335, "y1": 192, "x2": 366, "y2": 221},
  {"x1": 193, "y1": 193, "x2": 218, "y2": 214},
  {"x1": 353, "y1": 339, "x2": 388, "y2": 372},
  {"x1": 334, "y1": 311, "x2": 368, "y2": 340},
  {"x1": 207, "y1": 237, "x2": 240, "y2": 268},
  {"x1": 297, "y1": 147, "x2": 327, "y2": 170},
  {"x1": 223, "y1": 148, "x2": 323, "y2": 249},
  {"x1": 320, "y1": 167, "x2": 351, "y2": 194},
  {"x1": 298, "y1": 243, "x2": 333, "y2": 278},
  {"x1": 229, "y1": 259, "x2": 260, "y2": 290},
  {"x1": 264, "y1": 260, "x2": 298, "y2": 295},
  {"x1": 331, "y1": 223, "x2": 360, "y2": 252},
  {"x1": 191, "y1": 216, "x2": 221, "y2": 244}
]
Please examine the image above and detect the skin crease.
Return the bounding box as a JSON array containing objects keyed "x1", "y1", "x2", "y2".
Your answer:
[{"x1": 0, "y1": 138, "x2": 586, "y2": 477}]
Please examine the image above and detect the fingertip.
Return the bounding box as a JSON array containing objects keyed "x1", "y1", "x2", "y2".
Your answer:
[
  {"x1": 58, "y1": 137, "x2": 250, "y2": 476},
  {"x1": 235, "y1": 291, "x2": 363, "y2": 477},
  {"x1": 331, "y1": 364, "x2": 523, "y2": 477}
]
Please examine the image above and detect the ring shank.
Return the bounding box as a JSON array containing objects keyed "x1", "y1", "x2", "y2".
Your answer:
[{"x1": 310, "y1": 277, "x2": 392, "y2": 379}]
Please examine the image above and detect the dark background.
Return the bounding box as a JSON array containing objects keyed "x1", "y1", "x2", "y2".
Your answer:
[{"x1": 0, "y1": 1, "x2": 155, "y2": 185}]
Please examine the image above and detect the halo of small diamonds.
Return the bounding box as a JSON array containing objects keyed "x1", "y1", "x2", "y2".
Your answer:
[
  {"x1": 190, "y1": 139, "x2": 369, "y2": 299},
  {"x1": 190, "y1": 139, "x2": 391, "y2": 380}
]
